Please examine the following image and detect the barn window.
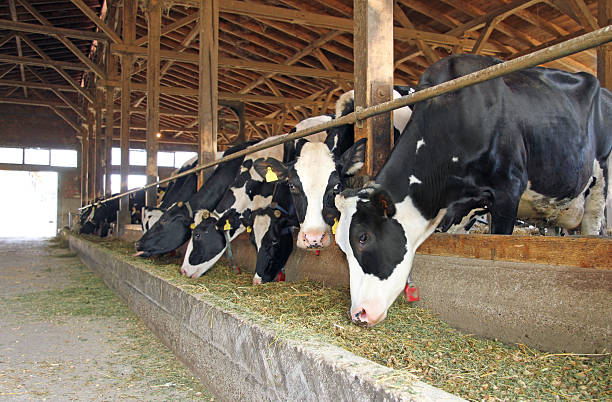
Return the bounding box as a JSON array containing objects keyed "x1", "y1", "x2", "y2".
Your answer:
[
  {"x1": 157, "y1": 151, "x2": 174, "y2": 167},
  {"x1": 111, "y1": 147, "x2": 121, "y2": 165},
  {"x1": 50, "y1": 149, "x2": 77, "y2": 167},
  {"x1": 24, "y1": 148, "x2": 50, "y2": 165},
  {"x1": 129, "y1": 149, "x2": 146, "y2": 166},
  {"x1": 110, "y1": 174, "x2": 148, "y2": 194},
  {"x1": 174, "y1": 151, "x2": 197, "y2": 168},
  {"x1": 0, "y1": 147, "x2": 23, "y2": 164}
]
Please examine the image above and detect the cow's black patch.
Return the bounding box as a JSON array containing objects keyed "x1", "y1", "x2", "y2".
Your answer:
[{"x1": 349, "y1": 199, "x2": 407, "y2": 280}]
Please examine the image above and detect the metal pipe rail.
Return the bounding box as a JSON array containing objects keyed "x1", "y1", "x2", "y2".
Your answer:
[{"x1": 80, "y1": 24, "x2": 612, "y2": 211}]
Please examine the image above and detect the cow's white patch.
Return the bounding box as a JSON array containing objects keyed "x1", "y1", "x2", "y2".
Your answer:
[
  {"x1": 415, "y1": 138, "x2": 425, "y2": 154},
  {"x1": 517, "y1": 179, "x2": 596, "y2": 231},
  {"x1": 253, "y1": 214, "x2": 271, "y2": 250},
  {"x1": 294, "y1": 115, "x2": 331, "y2": 143},
  {"x1": 246, "y1": 134, "x2": 287, "y2": 180},
  {"x1": 141, "y1": 208, "x2": 163, "y2": 233},
  {"x1": 392, "y1": 90, "x2": 412, "y2": 133},
  {"x1": 295, "y1": 142, "x2": 336, "y2": 244},
  {"x1": 335, "y1": 90, "x2": 354, "y2": 117},
  {"x1": 452, "y1": 156, "x2": 459, "y2": 162},
  {"x1": 409, "y1": 175, "x2": 422, "y2": 185},
  {"x1": 581, "y1": 160, "x2": 606, "y2": 234}
]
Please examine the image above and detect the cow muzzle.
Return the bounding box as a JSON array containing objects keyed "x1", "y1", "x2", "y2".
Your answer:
[
  {"x1": 297, "y1": 229, "x2": 332, "y2": 249},
  {"x1": 349, "y1": 302, "x2": 387, "y2": 327}
]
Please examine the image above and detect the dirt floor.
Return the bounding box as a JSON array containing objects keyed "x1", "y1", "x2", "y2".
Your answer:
[{"x1": 0, "y1": 238, "x2": 214, "y2": 401}]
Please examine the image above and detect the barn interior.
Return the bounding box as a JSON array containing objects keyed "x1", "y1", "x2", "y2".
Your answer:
[
  {"x1": 0, "y1": 0, "x2": 610, "y2": 237},
  {"x1": 1, "y1": 1, "x2": 611, "y2": 399}
]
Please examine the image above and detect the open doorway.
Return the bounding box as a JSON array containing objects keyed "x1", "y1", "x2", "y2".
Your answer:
[{"x1": 0, "y1": 170, "x2": 58, "y2": 237}]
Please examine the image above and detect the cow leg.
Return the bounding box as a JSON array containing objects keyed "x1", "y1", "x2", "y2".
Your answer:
[
  {"x1": 489, "y1": 191, "x2": 521, "y2": 235},
  {"x1": 581, "y1": 161, "x2": 606, "y2": 235}
]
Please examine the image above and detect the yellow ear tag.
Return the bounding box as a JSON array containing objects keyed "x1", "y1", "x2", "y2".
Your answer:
[
  {"x1": 190, "y1": 223, "x2": 196, "y2": 229},
  {"x1": 246, "y1": 226, "x2": 252, "y2": 233},
  {"x1": 223, "y1": 219, "x2": 232, "y2": 231},
  {"x1": 265, "y1": 166, "x2": 278, "y2": 182},
  {"x1": 332, "y1": 218, "x2": 338, "y2": 235}
]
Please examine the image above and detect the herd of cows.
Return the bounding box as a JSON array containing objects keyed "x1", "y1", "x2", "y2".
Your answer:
[{"x1": 78, "y1": 54, "x2": 612, "y2": 327}]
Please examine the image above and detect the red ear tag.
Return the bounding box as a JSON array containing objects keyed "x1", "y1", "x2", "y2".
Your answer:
[
  {"x1": 233, "y1": 265, "x2": 241, "y2": 274},
  {"x1": 276, "y1": 272, "x2": 286, "y2": 282},
  {"x1": 404, "y1": 283, "x2": 420, "y2": 302},
  {"x1": 315, "y1": 250, "x2": 320, "y2": 256}
]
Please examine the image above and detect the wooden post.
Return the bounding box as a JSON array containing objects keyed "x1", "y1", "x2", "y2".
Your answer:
[
  {"x1": 353, "y1": 0, "x2": 394, "y2": 177},
  {"x1": 119, "y1": 0, "x2": 136, "y2": 227},
  {"x1": 220, "y1": 100, "x2": 246, "y2": 144},
  {"x1": 105, "y1": 86, "x2": 114, "y2": 197},
  {"x1": 599, "y1": 0, "x2": 612, "y2": 230},
  {"x1": 145, "y1": 0, "x2": 160, "y2": 207},
  {"x1": 87, "y1": 110, "x2": 96, "y2": 202},
  {"x1": 94, "y1": 88, "x2": 104, "y2": 198},
  {"x1": 198, "y1": 0, "x2": 219, "y2": 186},
  {"x1": 80, "y1": 128, "x2": 88, "y2": 207}
]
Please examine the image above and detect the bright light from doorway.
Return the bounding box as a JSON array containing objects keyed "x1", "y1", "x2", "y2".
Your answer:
[{"x1": 0, "y1": 170, "x2": 57, "y2": 237}]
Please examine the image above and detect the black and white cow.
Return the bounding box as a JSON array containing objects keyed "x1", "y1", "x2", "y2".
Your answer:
[
  {"x1": 334, "y1": 54, "x2": 612, "y2": 327},
  {"x1": 79, "y1": 196, "x2": 120, "y2": 237},
  {"x1": 180, "y1": 111, "x2": 362, "y2": 278},
  {"x1": 180, "y1": 134, "x2": 293, "y2": 277},
  {"x1": 134, "y1": 141, "x2": 255, "y2": 257},
  {"x1": 240, "y1": 182, "x2": 297, "y2": 284}
]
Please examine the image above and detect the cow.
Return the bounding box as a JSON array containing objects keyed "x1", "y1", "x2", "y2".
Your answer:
[
  {"x1": 79, "y1": 196, "x2": 120, "y2": 237},
  {"x1": 180, "y1": 111, "x2": 361, "y2": 278},
  {"x1": 240, "y1": 182, "x2": 297, "y2": 284},
  {"x1": 180, "y1": 133, "x2": 294, "y2": 277},
  {"x1": 133, "y1": 141, "x2": 256, "y2": 257},
  {"x1": 244, "y1": 88, "x2": 411, "y2": 250},
  {"x1": 333, "y1": 54, "x2": 612, "y2": 327}
]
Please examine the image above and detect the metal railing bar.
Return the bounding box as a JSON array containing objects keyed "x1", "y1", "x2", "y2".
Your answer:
[{"x1": 80, "y1": 24, "x2": 612, "y2": 210}]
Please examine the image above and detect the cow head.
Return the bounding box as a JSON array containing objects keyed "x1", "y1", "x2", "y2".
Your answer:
[
  {"x1": 334, "y1": 188, "x2": 444, "y2": 326},
  {"x1": 180, "y1": 209, "x2": 243, "y2": 278},
  {"x1": 141, "y1": 206, "x2": 165, "y2": 233},
  {"x1": 241, "y1": 205, "x2": 297, "y2": 284},
  {"x1": 134, "y1": 202, "x2": 193, "y2": 257},
  {"x1": 253, "y1": 139, "x2": 366, "y2": 249}
]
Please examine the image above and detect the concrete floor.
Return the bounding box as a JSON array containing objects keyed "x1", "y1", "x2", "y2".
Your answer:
[{"x1": 0, "y1": 238, "x2": 214, "y2": 401}]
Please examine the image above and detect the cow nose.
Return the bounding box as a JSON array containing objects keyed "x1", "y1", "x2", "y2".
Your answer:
[
  {"x1": 350, "y1": 304, "x2": 385, "y2": 327},
  {"x1": 134, "y1": 241, "x2": 141, "y2": 249},
  {"x1": 302, "y1": 231, "x2": 326, "y2": 248},
  {"x1": 180, "y1": 266, "x2": 187, "y2": 276},
  {"x1": 252, "y1": 274, "x2": 262, "y2": 285}
]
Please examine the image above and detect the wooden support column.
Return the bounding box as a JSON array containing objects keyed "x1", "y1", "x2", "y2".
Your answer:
[
  {"x1": 105, "y1": 86, "x2": 114, "y2": 197},
  {"x1": 87, "y1": 111, "x2": 96, "y2": 202},
  {"x1": 94, "y1": 88, "x2": 104, "y2": 198},
  {"x1": 119, "y1": 0, "x2": 136, "y2": 227},
  {"x1": 145, "y1": 0, "x2": 160, "y2": 207},
  {"x1": 599, "y1": 0, "x2": 612, "y2": 230},
  {"x1": 353, "y1": 0, "x2": 394, "y2": 177},
  {"x1": 198, "y1": 0, "x2": 219, "y2": 186},
  {"x1": 80, "y1": 128, "x2": 89, "y2": 207}
]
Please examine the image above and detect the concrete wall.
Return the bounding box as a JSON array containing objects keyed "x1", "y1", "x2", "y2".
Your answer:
[
  {"x1": 229, "y1": 233, "x2": 611, "y2": 353},
  {"x1": 66, "y1": 233, "x2": 459, "y2": 402}
]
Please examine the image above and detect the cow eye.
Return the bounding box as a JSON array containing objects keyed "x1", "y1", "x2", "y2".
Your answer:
[
  {"x1": 288, "y1": 182, "x2": 296, "y2": 191},
  {"x1": 359, "y1": 232, "x2": 368, "y2": 246},
  {"x1": 194, "y1": 233, "x2": 200, "y2": 239}
]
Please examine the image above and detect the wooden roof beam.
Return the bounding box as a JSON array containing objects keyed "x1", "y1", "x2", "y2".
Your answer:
[
  {"x1": 8, "y1": 0, "x2": 27, "y2": 98},
  {"x1": 69, "y1": 0, "x2": 122, "y2": 44},
  {"x1": 16, "y1": 0, "x2": 107, "y2": 80},
  {"x1": 0, "y1": 19, "x2": 109, "y2": 42},
  {"x1": 111, "y1": 43, "x2": 354, "y2": 80},
  {"x1": 14, "y1": 33, "x2": 95, "y2": 103}
]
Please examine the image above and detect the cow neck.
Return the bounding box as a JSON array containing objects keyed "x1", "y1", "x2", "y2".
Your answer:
[{"x1": 374, "y1": 129, "x2": 451, "y2": 222}]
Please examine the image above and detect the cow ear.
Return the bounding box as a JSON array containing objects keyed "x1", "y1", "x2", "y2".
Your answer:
[
  {"x1": 253, "y1": 157, "x2": 288, "y2": 182},
  {"x1": 338, "y1": 138, "x2": 366, "y2": 177},
  {"x1": 370, "y1": 189, "x2": 396, "y2": 218}
]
